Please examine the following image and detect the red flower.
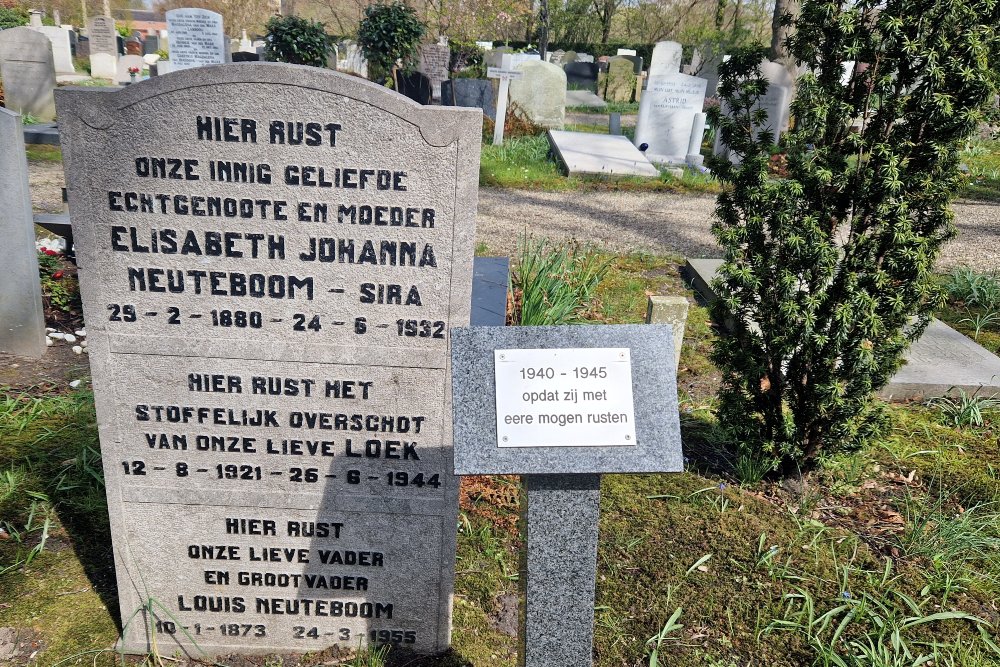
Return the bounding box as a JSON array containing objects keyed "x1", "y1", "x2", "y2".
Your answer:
[
  {"x1": 43, "y1": 249, "x2": 59, "y2": 256},
  {"x1": 52, "y1": 271, "x2": 64, "y2": 279}
]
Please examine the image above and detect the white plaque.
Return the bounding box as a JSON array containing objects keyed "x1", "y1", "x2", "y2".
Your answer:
[
  {"x1": 494, "y1": 347, "x2": 637, "y2": 448},
  {"x1": 487, "y1": 67, "x2": 523, "y2": 80}
]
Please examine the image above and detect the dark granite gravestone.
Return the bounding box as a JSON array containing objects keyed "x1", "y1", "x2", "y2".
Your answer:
[
  {"x1": 621, "y1": 54, "x2": 643, "y2": 74},
  {"x1": 451, "y1": 324, "x2": 683, "y2": 667},
  {"x1": 116, "y1": 34, "x2": 124, "y2": 55},
  {"x1": 144, "y1": 35, "x2": 160, "y2": 55},
  {"x1": 231, "y1": 51, "x2": 260, "y2": 62},
  {"x1": 396, "y1": 70, "x2": 432, "y2": 105},
  {"x1": 76, "y1": 35, "x2": 89, "y2": 59},
  {"x1": 563, "y1": 62, "x2": 599, "y2": 92},
  {"x1": 441, "y1": 78, "x2": 496, "y2": 121},
  {"x1": 55, "y1": 62, "x2": 483, "y2": 658}
]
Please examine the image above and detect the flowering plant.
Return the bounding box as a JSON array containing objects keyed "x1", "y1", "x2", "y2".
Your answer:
[{"x1": 127, "y1": 66, "x2": 140, "y2": 75}]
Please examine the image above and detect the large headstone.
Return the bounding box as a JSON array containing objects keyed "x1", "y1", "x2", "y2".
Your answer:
[
  {"x1": 603, "y1": 56, "x2": 636, "y2": 103},
  {"x1": 338, "y1": 41, "x2": 368, "y2": 78},
  {"x1": 165, "y1": 8, "x2": 225, "y2": 71},
  {"x1": 417, "y1": 43, "x2": 450, "y2": 99},
  {"x1": 87, "y1": 16, "x2": 118, "y2": 79},
  {"x1": 56, "y1": 63, "x2": 481, "y2": 656},
  {"x1": 441, "y1": 78, "x2": 496, "y2": 121},
  {"x1": 0, "y1": 27, "x2": 57, "y2": 121},
  {"x1": 396, "y1": 70, "x2": 432, "y2": 105},
  {"x1": 509, "y1": 60, "x2": 566, "y2": 129},
  {"x1": 0, "y1": 108, "x2": 46, "y2": 358},
  {"x1": 564, "y1": 62, "x2": 599, "y2": 92},
  {"x1": 633, "y1": 53, "x2": 708, "y2": 165},
  {"x1": 144, "y1": 35, "x2": 161, "y2": 55},
  {"x1": 32, "y1": 25, "x2": 76, "y2": 74}
]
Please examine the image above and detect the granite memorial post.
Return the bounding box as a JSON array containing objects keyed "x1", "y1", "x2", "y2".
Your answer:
[
  {"x1": 452, "y1": 325, "x2": 683, "y2": 667},
  {"x1": 55, "y1": 63, "x2": 481, "y2": 657},
  {"x1": 0, "y1": 108, "x2": 47, "y2": 358}
]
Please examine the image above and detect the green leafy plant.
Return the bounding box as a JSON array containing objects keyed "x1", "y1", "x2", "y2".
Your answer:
[
  {"x1": 449, "y1": 40, "x2": 486, "y2": 78},
  {"x1": 510, "y1": 236, "x2": 611, "y2": 325},
  {"x1": 926, "y1": 388, "x2": 1000, "y2": 428},
  {"x1": 357, "y1": 1, "x2": 426, "y2": 87},
  {"x1": 707, "y1": 0, "x2": 1000, "y2": 474},
  {"x1": 0, "y1": 4, "x2": 28, "y2": 30},
  {"x1": 264, "y1": 15, "x2": 330, "y2": 67}
]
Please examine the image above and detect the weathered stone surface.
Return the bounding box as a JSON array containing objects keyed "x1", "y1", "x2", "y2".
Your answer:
[
  {"x1": 603, "y1": 56, "x2": 636, "y2": 103},
  {"x1": 55, "y1": 63, "x2": 482, "y2": 657},
  {"x1": 441, "y1": 78, "x2": 496, "y2": 120},
  {"x1": 646, "y1": 296, "x2": 688, "y2": 369},
  {"x1": 520, "y1": 474, "x2": 601, "y2": 667},
  {"x1": 32, "y1": 26, "x2": 75, "y2": 74},
  {"x1": 417, "y1": 43, "x2": 450, "y2": 99},
  {"x1": 508, "y1": 60, "x2": 565, "y2": 129},
  {"x1": 548, "y1": 130, "x2": 659, "y2": 178},
  {"x1": 648, "y1": 41, "x2": 683, "y2": 79},
  {"x1": 450, "y1": 324, "x2": 683, "y2": 475},
  {"x1": 0, "y1": 108, "x2": 46, "y2": 358},
  {"x1": 165, "y1": 8, "x2": 225, "y2": 71},
  {"x1": 0, "y1": 27, "x2": 57, "y2": 121},
  {"x1": 684, "y1": 258, "x2": 1000, "y2": 400}
]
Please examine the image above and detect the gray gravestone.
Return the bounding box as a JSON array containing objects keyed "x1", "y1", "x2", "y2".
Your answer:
[
  {"x1": 713, "y1": 60, "x2": 793, "y2": 163},
  {"x1": 0, "y1": 108, "x2": 47, "y2": 358},
  {"x1": 508, "y1": 60, "x2": 566, "y2": 129},
  {"x1": 451, "y1": 324, "x2": 682, "y2": 667},
  {"x1": 165, "y1": 8, "x2": 225, "y2": 71},
  {"x1": 56, "y1": 62, "x2": 482, "y2": 657},
  {"x1": 87, "y1": 16, "x2": 119, "y2": 79},
  {"x1": 417, "y1": 43, "x2": 450, "y2": 100},
  {"x1": 0, "y1": 27, "x2": 57, "y2": 121},
  {"x1": 603, "y1": 56, "x2": 636, "y2": 102}
]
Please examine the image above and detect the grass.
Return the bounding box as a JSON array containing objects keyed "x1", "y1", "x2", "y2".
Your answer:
[
  {"x1": 479, "y1": 134, "x2": 721, "y2": 193},
  {"x1": 25, "y1": 144, "x2": 63, "y2": 162},
  {"x1": 5, "y1": 251, "x2": 1000, "y2": 666},
  {"x1": 959, "y1": 138, "x2": 1000, "y2": 202},
  {"x1": 567, "y1": 102, "x2": 640, "y2": 114},
  {"x1": 936, "y1": 266, "x2": 1000, "y2": 355}
]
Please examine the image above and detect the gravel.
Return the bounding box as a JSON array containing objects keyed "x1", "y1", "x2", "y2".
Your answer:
[
  {"x1": 478, "y1": 187, "x2": 1000, "y2": 273},
  {"x1": 27, "y1": 160, "x2": 998, "y2": 273}
]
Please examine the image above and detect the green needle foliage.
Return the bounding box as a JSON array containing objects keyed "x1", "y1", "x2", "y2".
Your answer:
[
  {"x1": 357, "y1": 1, "x2": 426, "y2": 87},
  {"x1": 264, "y1": 15, "x2": 331, "y2": 67},
  {"x1": 708, "y1": 0, "x2": 1000, "y2": 475}
]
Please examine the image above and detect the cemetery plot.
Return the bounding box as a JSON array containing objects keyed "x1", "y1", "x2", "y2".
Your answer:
[{"x1": 55, "y1": 63, "x2": 481, "y2": 656}]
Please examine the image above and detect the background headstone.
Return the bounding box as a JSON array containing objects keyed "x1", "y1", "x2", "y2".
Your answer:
[
  {"x1": 144, "y1": 35, "x2": 160, "y2": 55},
  {"x1": 115, "y1": 53, "x2": 145, "y2": 83},
  {"x1": 32, "y1": 26, "x2": 76, "y2": 74},
  {"x1": 396, "y1": 70, "x2": 432, "y2": 104},
  {"x1": 76, "y1": 35, "x2": 90, "y2": 59},
  {"x1": 56, "y1": 62, "x2": 482, "y2": 657},
  {"x1": 621, "y1": 54, "x2": 643, "y2": 75},
  {"x1": 603, "y1": 56, "x2": 636, "y2": 102},
  {"x1": 417, "y1": 43, "x2": 450, "y2": 99},
  {"x1": 441, "y1": 78, "x2": 496, "y2": 120},
  {"x1": 509, "y1": 60, "x2": 566, "y2": 129},
  {"x1": 648, "y1": 40, "x2": 683, "y2": 79},
  {"x1": 230, "y1": 51, "x2": 260, "y2": 63},
  {"x1": 165, "y1": 7, "x2": 225, "y2": 71},
  {"x1": 713, "y1": 60, "x2": 793, "y2": 163},
  {"x1": 0, "y1": 27, "x2": 57, "y2": 120},
  {"x1": 616, "y1": 48, "x2": 637, "y2": 56},
  {"x1": 0, "y1": 108, "x2": 46, "y2": 358},
  {"x1": 563, "y1": 62, "x2": 599, "y2": 92}
]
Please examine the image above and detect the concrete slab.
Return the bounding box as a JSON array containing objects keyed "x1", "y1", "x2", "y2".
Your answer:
[
  {"x1": 684, "y1": 258, "x2": 1000, "y2": 400},
  {"x1": 548, "y1": 130, "x2": 660, "y2": 178},
  {"x1": 566, "y1": 90, "x2": 607, "y2": 108}
]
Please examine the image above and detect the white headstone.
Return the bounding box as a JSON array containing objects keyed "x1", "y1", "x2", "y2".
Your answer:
[
  {"x1": 633, "y1": 52, "x2": 708, "y2": 165},
  {"x1": 476, "y1": 41, "x2": 493, "y2": 51},
  {"x1": 32, "y1": 26, "x2": 76, "y2": 74},
  {"x1": 116, "y1": 54, "x2": 145, "y2": 83},
  {"x1": 616, "y1": 48, "x2": 637, "y2": 56},
  {"x1": 509, "y1": 52, "x2": 541, "y2": 69},
  {"x1": 576, "y1": 53, "x2": 594, "y2": 63},
  {"x1": 87, "y1": 16, "x2": 118, "y2": 79},
  {"x1": 239, "y1": 29, "x2": 252, "y2": 52},
  {"x1": 648, "y1": 41, "x2": 683, "y2": 79},
  {"x1": 165, "y1": 8, "x2": 225, "y2": 71}
]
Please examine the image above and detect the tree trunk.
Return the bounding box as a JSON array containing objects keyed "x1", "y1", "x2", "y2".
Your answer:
[
  {"x1": 769, "y1": 0, "x2": 799, "y2": 62},
  {"x1": 538, "y1": 0, "x2": 549, "y2": 58}
]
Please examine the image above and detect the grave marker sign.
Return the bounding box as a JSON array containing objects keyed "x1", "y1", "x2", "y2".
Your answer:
[{"x1": 55, "y1": 63, "x2": 481, "y2": 657}]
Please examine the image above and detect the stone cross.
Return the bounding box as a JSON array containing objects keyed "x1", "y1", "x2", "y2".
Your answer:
[
  {"x1": 55, "y1": 63, "x2": 482, "y2": 657},
  {"x1": 0, "y1": 108, "x2": 47, "y2": 358},
  {"x1": 452, "y1": 324, "x2": 683, "y2": 667}
]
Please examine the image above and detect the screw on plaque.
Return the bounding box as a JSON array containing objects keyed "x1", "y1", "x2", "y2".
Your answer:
[
  {"x1": 625, "y1": 435, "x2": 631, "y2": 440},
  {"x1": 502, "y1": 436, "x2": 508, "y2": 442},
  {"x1": 619, "y1": 351, "x2": 625, "y2": 358},
  {"x1": 499, "y1": 353, "x2": 505, "y2": 360}
]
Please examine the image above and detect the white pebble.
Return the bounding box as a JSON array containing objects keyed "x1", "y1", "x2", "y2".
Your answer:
[
  {"x1": 46, "y1": 327, "x2": 55, "y2": 333},
  {"x1": 81, "y1": 340, "x2": 88, "y2": 347},
  {"x1": 64, "y1": 334, "x2": 77, "y2": 343},
  {"x1": 75, "y1": 329, "x2": 86, "y2": 337},
  {"x1": 83, "y1": 347, "x2": 89, "y2": 354},
  {"x1": 48, "y1": 332, "x2": 65, "y2": 340},
  {"x1": 72, "y1": 345, "x2": 83, "y2": 355},
  {"x1": 69, "y1": 380, "x2": 81, "y2": 388},
  {"x1": 46, "y1": 338, "x2": 53, "y2": 347}
]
